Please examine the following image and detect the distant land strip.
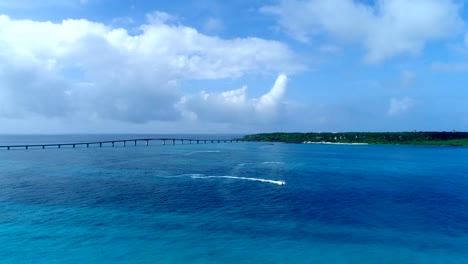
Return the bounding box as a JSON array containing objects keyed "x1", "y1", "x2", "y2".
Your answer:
[{"x1": 240, "y1": 132, "x2": 468, "y2": 146}]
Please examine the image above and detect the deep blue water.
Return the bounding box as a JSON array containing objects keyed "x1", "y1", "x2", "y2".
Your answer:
[{"x1": 1, "y1": 135, "x2": 468, "y2": 263}]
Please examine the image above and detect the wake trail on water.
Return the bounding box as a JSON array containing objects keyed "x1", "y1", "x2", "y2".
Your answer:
[
  {"x1": 234, "y1": 162, "x2": 254, "y2": 167},
  {"x1": 185, "y1": 150, "x2": 221, "y2": 155},
  {"x1": 189, "y1": 174, "x2": 285, "y2": 186},
  {"x1": 262, "y1": 161, "x2": 284, "y2": 165},
  {"x1": 235, "y1": 161, "x2": 284, "y2": 168}
]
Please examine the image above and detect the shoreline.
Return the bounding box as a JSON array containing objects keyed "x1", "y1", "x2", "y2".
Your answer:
[
  {"x1": 299, "y1": 141, "x2": 468, "y2": 147},
  {"x1": 302, "y1": 141, "x2": 369, "y2": 145}
]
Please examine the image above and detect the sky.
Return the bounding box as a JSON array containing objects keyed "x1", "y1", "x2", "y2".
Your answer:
[{"x1": 0, "y1": 0, "x2": 467, "y2": 134}]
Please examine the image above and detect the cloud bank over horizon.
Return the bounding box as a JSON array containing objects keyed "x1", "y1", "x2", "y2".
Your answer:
[
  {"x1": 0, "y1": 0, "x2": 467, "y2": 133},
  {"x1": 0, "y1": 13, "x2": 300, "y2": 132}
]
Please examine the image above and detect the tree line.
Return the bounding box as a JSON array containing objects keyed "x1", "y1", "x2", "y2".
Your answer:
[{"x1": 240, "y1": 132, "x2": 468, "y2": 146}]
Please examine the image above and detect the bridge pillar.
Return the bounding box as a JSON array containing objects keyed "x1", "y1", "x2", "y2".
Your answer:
[
  {"x1": 134, "y1": 140, "x2": 137, "y2": 146},
  {"x1": 145, "y1": 140, "x2": 149, "y2": 146},
  {"x1": 26, "y1": 146, "x2": 28, "y2": 150},
  {"x1": 87, "y1": 144, "x2": 89, "y2": 148},
  {"x1": 42, "y1": 145, "x2": 45, "y2": 149},
  {"x1": 7, "y1": 147, "x2": 10, "y2": 150},
  {"x1": 123, "y1": 141, "x2": 126, "y2": 147},
  {"x1": 112, "y1": 142, "x2": 114, "y2": 147},
  {"x1": 162, "y1": 140, "x2": 165, "y2": 145},
  {"x1": 197, "y1": 140, "x2": 199, "y2": 144},
  {"x1": 58, "y1": 145, "x2": 61, "y2": 149},
  {"x1": 99, "y1": 143, "x2": 102, "y2": 147},
  {"x1": 73, "y1": 144, "x2": 75, "y2": 148},
  {"x1": 181, "y1": 139, "x2": 184, "y2": 144},
  {"x1": 172, "y1": 139, "x2": 175, "y2": 145}
]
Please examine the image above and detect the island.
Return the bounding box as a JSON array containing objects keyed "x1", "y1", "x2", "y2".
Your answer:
[{"x1": 240, "y1": 132, "x2": 468, "y2": 146}]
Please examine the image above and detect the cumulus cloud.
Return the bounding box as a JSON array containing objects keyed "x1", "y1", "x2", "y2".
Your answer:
[
  {"x1": 262, "y1": 0, "x2": 464, "y2": 63},
  {"x1": 0, "y1": 14, "x2": 302, "y2": 124},
  {"x1": 177, "y1": 74, "x2": 289, "y2": 123},
  {"x1": 388, "y1": 97, "x2": 415, "y2": 116},
  {"x1": 256, "y1": 74, "x2": 288, "y2": 120}
]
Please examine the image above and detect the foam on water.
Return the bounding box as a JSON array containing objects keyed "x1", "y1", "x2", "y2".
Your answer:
[
  {"x1": 262, "y1": 161, "x2": 285, "y2": 165},
  {"x1": 235, "y1": 161, "x2": 284, "y2": 168},
  {"x1": 234, "y1": 162, "x2": 254, "y2": 167},
  {"x1": 189, "y1": 174, "x2": 286, "y2": 186},
  {"x1": 186, "y1": 150, "x2": 221, "y2": 155}
]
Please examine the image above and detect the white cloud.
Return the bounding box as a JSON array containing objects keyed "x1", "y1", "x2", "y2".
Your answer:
[
  {"x1": 388, "y1": 97, "x2": 415, "y2": 116},
  {"x1": 256, "y1": 74, "x2": 288, "y2": 121},
  {"x1": 177, "y1": 74, "x2": 289, "y2": 123},
  {"x1": 262, "y1": 0, "x2": 464, "y2": 63},
  {"x1": 0, "y1": 14, "x2": 302, "y2": 124}
]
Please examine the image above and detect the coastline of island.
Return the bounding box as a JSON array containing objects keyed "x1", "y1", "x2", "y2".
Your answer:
[
  {"x1": 302, "y1": 141, "x2": 369, "y2": 145},
  {"x1": 239, "y1": 132, "x2": 468, "y2": 146}
]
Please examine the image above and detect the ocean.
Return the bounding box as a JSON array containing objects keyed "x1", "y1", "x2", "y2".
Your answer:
[{"x1": 1, "y1": 135, "x2": 467, "y2": 263}]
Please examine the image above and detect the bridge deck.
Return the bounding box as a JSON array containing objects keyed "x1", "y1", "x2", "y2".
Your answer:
[{"x1": 0, "y1": 138, "x2": 248, "y2": 150}]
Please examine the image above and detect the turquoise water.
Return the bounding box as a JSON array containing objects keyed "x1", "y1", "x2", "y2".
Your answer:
[{"x1": 1, "y1": 135, "x2": 468, "y2": 263}]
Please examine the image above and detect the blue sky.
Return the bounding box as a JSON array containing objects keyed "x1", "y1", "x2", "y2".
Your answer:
[{"x1": 0, "y1": 0, "x2": 467, "y2": 133}]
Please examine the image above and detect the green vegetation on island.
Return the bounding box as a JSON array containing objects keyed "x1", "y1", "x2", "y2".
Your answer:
[{"x1": 240, "y1": 132, "x2": 468, "y2": 146}]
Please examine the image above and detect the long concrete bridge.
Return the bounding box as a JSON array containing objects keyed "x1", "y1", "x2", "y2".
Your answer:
[{"x1": 0, "y1": 138, "x2": 249, "y2": 150}]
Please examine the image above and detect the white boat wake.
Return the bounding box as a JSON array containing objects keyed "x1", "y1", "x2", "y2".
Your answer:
[
  {"x1": 189, "y1": 174, "x2": 285, "y2": 186},
  {"x1": 185, "y1": 150, "x2": 221, "y2": 155}
]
